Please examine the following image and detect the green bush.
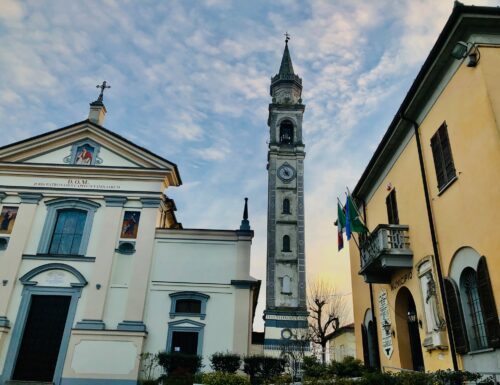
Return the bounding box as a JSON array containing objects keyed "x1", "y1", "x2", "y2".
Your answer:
[
  {"x1": 200, "y1": 371, "x2": 250, "y2": 385},
  {"x1": 243, "y1": 355, "x2": 286, "y2": 385},
  {"x1": 330, "y1": 356, "x2": 365, "y2": 378},
  {"x1": 210, "y1": 352, "x2": 242, "y2": 373},
  {"x1": 266, "y1": 373, "x2": 293, "y2": 385},
  {"x1": 157, "y1": 352, "x2": 202, "y2": 385},
  {"x1": 302, "y1": 356, "x2": 328, "y2": 379}
]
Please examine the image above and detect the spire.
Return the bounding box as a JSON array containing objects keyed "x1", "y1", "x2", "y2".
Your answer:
[
  {"x1": 240, "y1": 197, "x2": 250, "y2": 231},
  {"x1": 270, "y1": 35, "x2": 302, "y2": 98},
  {"x1": 278, "y1": 38, "x2": 295, "y2": 77}
]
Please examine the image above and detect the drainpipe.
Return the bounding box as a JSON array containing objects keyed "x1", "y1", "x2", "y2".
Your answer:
[
  {"x1": 361, "y1": 201, "x2": 381, "y2": 370},
  {"x1": 399, "y1": 114, "x2": 459, "y2": 371}
]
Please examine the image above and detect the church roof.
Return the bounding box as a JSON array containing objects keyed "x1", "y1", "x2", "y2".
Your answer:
[{"x1": 278, "y1": 42, "x2": 295, "y2": 77}]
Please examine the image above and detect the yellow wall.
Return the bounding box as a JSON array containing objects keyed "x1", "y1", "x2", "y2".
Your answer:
[{"x1": 350, "y1": 46, "x2": 500, "y2": 372}]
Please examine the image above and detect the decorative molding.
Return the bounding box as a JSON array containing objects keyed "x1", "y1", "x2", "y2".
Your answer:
[
  {"x1": 37, "y1": 198, "x2": 100, "y2": 256},
  {"x1": 0, "y1": 192, "x2": 6, "y2": 202},
  {"x1": 166, "y1": 319, "x2": 205, "y2": 355},
  {"x1": 74, "y1": 319, "x2": 106, "y2": 330},
  {"x1": 0, "y1": 316, "x2": 10, "y2": 327},
  {"x1": 231, "y1": 280, "x2": 259, "y2": 289},
  {"x1": 104, "y1": 196, "x2": 127, "y2": 207},
  {"x1": 117, "y1": 320, "x2": 147, "y2": 332},
  {"x1": 22, "y1": 254, "x2": 96, "y2": 262},
  {"x1": 0, "y1": 237, "x2": 9, "y2": 250},
  {"x1": 19, "y1": 263, "x2": 88, "y2": 287},
  {"x1": 141, "y1": 197, "x2": 162, "y2": 208},
  {"x1": 169, "y1": 291, "x2": 209, "y2": 320},
  {"x1": 19, "y1": 192, "x2": 43, "y2": 204},
  {"x1": 116, "y1": 241, "x2": 136, "y2": 254}
]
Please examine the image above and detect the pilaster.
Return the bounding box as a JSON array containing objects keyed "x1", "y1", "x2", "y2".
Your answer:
[
  {"x1": 0, "y1": 194, "x2": 42, "y2": 318},
  {"x1": 76, "y1": 196, "x2": 127, "y2": 330}
]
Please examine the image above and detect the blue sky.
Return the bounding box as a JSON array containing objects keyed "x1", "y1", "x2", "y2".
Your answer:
[{"x1": 1, "y1": 0, "x2": 497, "y2": 329}]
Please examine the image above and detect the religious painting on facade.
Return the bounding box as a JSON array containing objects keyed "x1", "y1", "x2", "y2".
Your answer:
[
  {"x1": 120, "y1": 211, "x2": 141, "y2": 239},
  {"x1": 0, "y1": 206, "x2": 18, "y2": 234},
  {"x1": 74, "y1": 144, "x2": 94, "y2": 165}
]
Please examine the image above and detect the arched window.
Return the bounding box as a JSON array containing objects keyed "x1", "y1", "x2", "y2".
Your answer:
[
  {"x1": 282, "y1": 235, "x2": 291, "y2": 252},
  {"x1": 49, "y1": 209, "x2": 87, "y2": 255},
  {"x1": 169, "y1": 291, "x2": 210, "y2": 320},
  {"x1": 279, "y1": 120, "x2": 294, "y2": 144},
  {"x1": 460, "y1": 268, "x2": 488, "y2": 350},
  {"x1": 283, "y1": 198, "x2": 291, "y2": 214},
  {"x1": 282, "y1": 275, "x2": 292, "y2": 294},
  {"x1": 38, "y1": 198, "x2": 100, "y2": 257}
]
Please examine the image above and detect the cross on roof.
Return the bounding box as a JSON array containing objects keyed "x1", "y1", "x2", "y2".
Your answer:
[
  {"x1": 284, "y1": 32, "x2": 290, "y2": 44},
  {"x1": 96, "y1": 81, "x2": 111, "y2": 102}
]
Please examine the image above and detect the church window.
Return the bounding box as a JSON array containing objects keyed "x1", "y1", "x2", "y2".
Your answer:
[
  {"x1": 282, "y1": 235, "x2": 291, "y2": 252},
  {"x1": 169, "y1": 291, "x2": 210, "y2": 320},
  {"x1": 279, "y1": 120, "x2": 294, "y2": 144},
  {"x1": 283, "y1": 198, "x2": 291, "y2": 214},
  {"x1": 37, "y1": 198, "x2": 100, "y2": 257},
  {"x1": 49, "y1": 209, "x2": 87, "y2": 255},
  {"x1": 175, "y1": 299, "x2": 202, "y2": 314}
]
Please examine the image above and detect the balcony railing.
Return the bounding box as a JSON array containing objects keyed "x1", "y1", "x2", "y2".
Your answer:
[{"x1": 359, "y1": 224, "x2": 413, "y2": 283}]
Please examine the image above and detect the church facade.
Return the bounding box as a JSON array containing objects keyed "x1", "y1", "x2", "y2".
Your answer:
[{"x1": 0, "y1": 96, "x2": 260, "y2": 385}]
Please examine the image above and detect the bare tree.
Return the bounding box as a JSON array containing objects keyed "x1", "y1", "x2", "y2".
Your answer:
[{"x1": 308, "y1": 279, "x2": 349, "y2": 364}]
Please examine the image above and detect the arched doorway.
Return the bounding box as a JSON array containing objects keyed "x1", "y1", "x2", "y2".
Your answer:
[{"x1": 395, "y1": 287, "x2": 424, "y2": 371}]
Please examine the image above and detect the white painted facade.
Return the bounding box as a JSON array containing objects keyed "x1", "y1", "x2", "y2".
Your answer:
[{"x1": 0, "y1": 104, "x2": 259, "y2": 385}]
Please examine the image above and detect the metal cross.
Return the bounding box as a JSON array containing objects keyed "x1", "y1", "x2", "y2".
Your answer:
[
  {"x1": 96, "y1": 81, "x2": 111, "y2": 102},
  {"x1": 284, "y1": 32, "x2": 290, "y2": 44}
]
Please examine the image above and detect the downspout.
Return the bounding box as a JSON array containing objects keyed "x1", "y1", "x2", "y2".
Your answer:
[
  {"x1": 399, "y1": 114, "x2": 459, "y2": 370},
  {"x1": 361, "y1": 201, "x2": 381, "y2": 370}
]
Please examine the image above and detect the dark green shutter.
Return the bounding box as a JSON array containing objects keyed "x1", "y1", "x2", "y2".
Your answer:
[
  {"x1": 477, "y1": 257, "x2": 500, "y2": 348},
  {"x1": 444, "y1": 278, "x2": 469, "y2": 354},
  {"x1": 361, "y1": 324, "x2": 370, "y2": 366},
  {"x1": 431, "y1": 123, "x2": 456, "y2": 190},
  {"x1": 386, "y1": 190, "x2": 399, "y2": 225},
  {"x1": 439, "y1": 125, "x2": 456, "y2": 182}
]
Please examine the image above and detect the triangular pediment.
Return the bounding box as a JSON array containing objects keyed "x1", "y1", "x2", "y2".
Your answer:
[{"x1": 0, "y1": 120, "x2": 181, "y2": 185}]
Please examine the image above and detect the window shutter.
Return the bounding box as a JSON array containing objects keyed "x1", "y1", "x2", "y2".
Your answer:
[
  {"x1": 385, "y1": 190, "x2": 399, "y2": 225},
  {"x1": 444, "y1": 278, "x2": 469, "y2": 354},
  {"x1": 431, "y1": 132, "x2": 446, "y2": 189},
  {"x1": 477, "y1": 257, "x2": 500, "y2": 348},
  {"x1": 438, "y1": 125, "x2": 456, "y2": 181}
]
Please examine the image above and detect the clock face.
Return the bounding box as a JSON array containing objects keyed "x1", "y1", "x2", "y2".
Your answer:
[
  {"x1": 278, "y1": 164, "x2": 296, "y2": 182},
  {"x1": 281, "y1": 328, "x2": 293, "y2": 340}
]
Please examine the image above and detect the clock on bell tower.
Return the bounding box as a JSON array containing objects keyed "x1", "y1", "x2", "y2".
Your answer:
[{"x1": 263, "y1": 37, "x2": 309, "y2": 355}]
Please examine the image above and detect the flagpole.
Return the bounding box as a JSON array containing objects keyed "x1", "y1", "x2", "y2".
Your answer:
[
  {"x1": 346, "y1": 186, "x2": 371, "y2": 237},
  {"x1": 339, "y1": 195, "x2": 362, "y2": 253}
]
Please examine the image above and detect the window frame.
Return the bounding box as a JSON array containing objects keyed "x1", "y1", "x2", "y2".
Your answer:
[
  {"x1": 386, "y1": 189, "x2": 399, "y2": 225},
  {"x1": 169, "y1": 291, "x2": 210, "y2": 320},
  {"x1": 37, "y1": 198, "x2": 100, "y2": 257},
  {"x1": 282, "y1": 235, "x2": 291, "y2": 252}
]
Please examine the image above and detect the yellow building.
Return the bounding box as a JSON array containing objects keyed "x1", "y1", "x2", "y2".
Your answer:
[{"x1": 349, "y1": 3, "x2": 500, "y2": 377}]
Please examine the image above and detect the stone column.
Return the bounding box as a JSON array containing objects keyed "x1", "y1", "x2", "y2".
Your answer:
[
  {"x1": 75, "y1": 196, "x2": 126, "y2": 330},
  {"x1": 118, "y1": 198, "x2": 160, "y2": 332},
  {"x1": 0, "y1": 193, "x2": 42, "y2": 326}
]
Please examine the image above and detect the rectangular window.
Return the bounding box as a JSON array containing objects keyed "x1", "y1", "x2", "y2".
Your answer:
[
  {"x1": 171, "y1": 331, "x2": 198, "y2": 355},
  {"x1": 431, "y1": 123, "x2": 456, "y2": 191},
  {"x1": 49, "y1": 210, "x2": 86, "y2": 255},
  {"x1": 386, "y1": 189, "x2": 399, "y2": 225}
]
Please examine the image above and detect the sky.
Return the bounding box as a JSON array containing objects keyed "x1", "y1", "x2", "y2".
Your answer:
[{"x1": 1, "y1": 0, "x2": 498, "y2": 331}]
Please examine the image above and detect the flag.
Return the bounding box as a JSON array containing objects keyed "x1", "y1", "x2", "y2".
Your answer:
[
  {"x1": 345, "y1": 194, "x2": 367, "y2": 241},
  {"x1": 337, "y1": 201, "x2": 346, "y2": 251}
]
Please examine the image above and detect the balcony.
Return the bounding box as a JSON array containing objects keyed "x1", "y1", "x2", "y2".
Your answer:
[{"x1": 359, "y1": 224, "x2": 413, "y2": 283}]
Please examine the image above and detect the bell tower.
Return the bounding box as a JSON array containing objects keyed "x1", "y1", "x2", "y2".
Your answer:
[{"x1": 264, "y1": 37, "x2": 308, "y2": 354}]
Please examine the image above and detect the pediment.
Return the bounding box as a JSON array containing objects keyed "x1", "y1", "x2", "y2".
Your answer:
[{"x1": 0, "y1": 120, "x2": 181, "y2": 184}]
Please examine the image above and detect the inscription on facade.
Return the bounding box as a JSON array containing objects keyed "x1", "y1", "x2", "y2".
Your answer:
[
  {"x1": 390, "y1": 270, "x2": 412, "y2": 291},
  {"x1": 34, "y1": 178, "x2": 121, "y2": 190},
  {"x1": 378, "y1": 289, "x2": 394, "y2": 358}
]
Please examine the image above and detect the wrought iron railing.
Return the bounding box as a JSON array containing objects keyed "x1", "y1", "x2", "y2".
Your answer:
[{"x1": 360, "y1": 224, "x2": 411, "y2": 267}]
